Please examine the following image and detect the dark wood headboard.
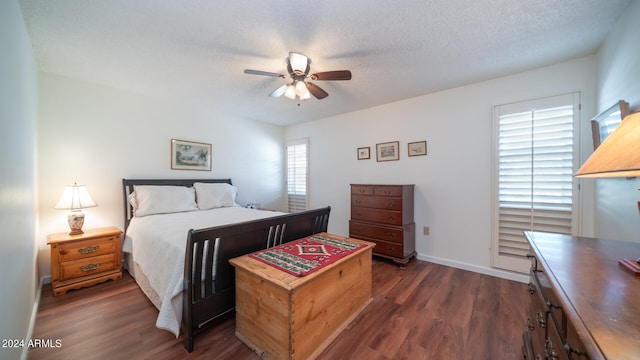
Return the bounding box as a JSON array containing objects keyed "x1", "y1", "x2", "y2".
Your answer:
[{"x1": 121, "y1": 178, "x2": 232, "y2": 230}]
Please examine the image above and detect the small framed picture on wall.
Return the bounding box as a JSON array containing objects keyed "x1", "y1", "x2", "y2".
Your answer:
[
  {"x1": 376, "y1": 141, "x2": 399, "y2": 162},
  {"x1": 408, "y1": 141, "x2": 427, "y2": 156},
  {"x1": 357, "y1": 147, "x2": 370, "y2": 160}
]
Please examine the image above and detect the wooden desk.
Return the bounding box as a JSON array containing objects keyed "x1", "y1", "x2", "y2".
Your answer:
[
  {"x1": 229, "y1": 233, "x2": 375, "y2": 360},
  {"x1": 524, "y1": 231, "x2": 640, "y2": 359}
]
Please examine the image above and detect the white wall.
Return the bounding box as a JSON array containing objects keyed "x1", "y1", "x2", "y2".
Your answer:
[
  {"x1": 0, "y1": 1, "x2": 39, "y2": 359},
  {"x1": 592, "y1": 0, "x2": 640, "y2": 242},
  {"x1": 36, "y1": 74, "x2": 286, "y2": 279},
  {"x1": 287, "y1": 56, "x2": 597, "y2": 279}
]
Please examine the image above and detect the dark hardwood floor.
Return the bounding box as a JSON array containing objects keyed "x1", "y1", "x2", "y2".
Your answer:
[{"x1": 29, "y1": 258, "x2": 528, "y2": 359}]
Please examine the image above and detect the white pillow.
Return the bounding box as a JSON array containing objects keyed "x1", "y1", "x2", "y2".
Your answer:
[
  {"x1": 194, "y1": 182, "x2": 238, "y2": 210},
  {"x1": 133, "y1": 185, "x2": 198, "y2": 217}
]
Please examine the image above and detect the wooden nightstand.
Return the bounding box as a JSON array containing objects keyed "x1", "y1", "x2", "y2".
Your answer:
[{"x1": 47, "y1": 226, "x2": 123, "y2": 296}]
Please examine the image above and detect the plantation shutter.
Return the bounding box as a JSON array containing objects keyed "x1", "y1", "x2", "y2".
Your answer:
[
  {"x1": 286, "y1": 138, "x2": 309, "y2": 212},
  {"x1": 492, "y1": 93, "x2": 580, "y2": 273}
]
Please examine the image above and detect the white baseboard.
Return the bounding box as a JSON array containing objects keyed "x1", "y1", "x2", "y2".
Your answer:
[
  {"x1": 416, "y1": 253, "x2": 529, "y2": 284},
  {"x1": 21, "y1": 277, "x2": 44, "y2": 360}
]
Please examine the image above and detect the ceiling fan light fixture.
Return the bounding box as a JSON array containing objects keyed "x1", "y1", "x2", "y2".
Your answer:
[
  {"x1": 288, "y1": 52, "x2": 309, "y2": 74},
  {"x1": 284, "y1": 84, "x2": 297, "y2": 99},
  {"x1": 299, "y1": 90, "x2": 311, "y2": 100}
]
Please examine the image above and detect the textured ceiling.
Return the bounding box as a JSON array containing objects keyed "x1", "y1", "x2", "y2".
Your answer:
[{"x1": 19, "y1": 0, "x2": 631, "y2": 126}]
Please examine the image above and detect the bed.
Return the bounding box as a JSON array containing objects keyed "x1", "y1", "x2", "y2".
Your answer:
[{"x1": 121, "y1": 178, "x2": 331, "y2": 352}]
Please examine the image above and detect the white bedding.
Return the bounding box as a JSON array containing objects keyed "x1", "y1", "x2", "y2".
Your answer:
[{"x1": 123, "y1": 206, "x2": 284, "y2": 336}]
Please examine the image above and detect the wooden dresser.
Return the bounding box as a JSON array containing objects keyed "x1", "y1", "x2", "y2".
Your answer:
[
  {"x1": 349, "y1": 184, "x2": 415, "y2": 265},
  {"x1": 47, "y1": 226, "x2": 123, "y2": 296},
  {"x1": 524, "y1": 231, "x2": 640, "y2": 359}
]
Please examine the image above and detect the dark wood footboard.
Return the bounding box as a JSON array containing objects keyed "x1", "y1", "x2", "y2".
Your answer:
[{"x1": 182, "y1": 206, "x2": 331, "y2": 352}]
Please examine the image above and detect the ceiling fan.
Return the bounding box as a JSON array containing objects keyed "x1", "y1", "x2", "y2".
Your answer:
[{"x1": 244, "y1": 52, "x2": 352, "y2": 100}]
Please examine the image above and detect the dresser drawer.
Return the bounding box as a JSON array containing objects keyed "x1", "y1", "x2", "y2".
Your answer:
[
  {"x1": 60, "y1": 253, "x2": 119, "y2": 280},
  {"x1": 351, "y1": 207, "x2": 402, "y2": 226},
  {"x1": 366, "y1": 238, "x2": 403, "y2": 258},
  {"x1": 351, "y1": 185, "x2": 373, "y2": 195},
  {"x1": 351, "y1": 194, "x2": 402, "y2": 211},
  {"x1": 373, "y1": 186, "x2": 403, "y2": 197},
  {"x1": 349, "y1": 221, "x2": 403, "y2": 244},
  {"x1": 56, "y1": 236, "x2": 118, "y2": 262}
]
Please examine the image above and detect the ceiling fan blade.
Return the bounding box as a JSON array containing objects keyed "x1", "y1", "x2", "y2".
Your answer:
[
  {"x1": 311, "y1": 70, "x2": 352, "y2": 81},
  {"x1": 269, "y1": 84, "x2": 288, "y2": 98},
  {"x1": 244, "y1": 69, "x2": 286, "y2": 78},
  {"x1": 306, "y1": 82, "x2": 329, "y2": 99}
]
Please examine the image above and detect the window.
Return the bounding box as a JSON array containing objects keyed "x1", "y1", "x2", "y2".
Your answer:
[
  {"x1": 492, "y1": 93, "x2": 580, "y2": 273},
  {"x1": 286, "y1": 138, "x2": 309, "y2": 212}
]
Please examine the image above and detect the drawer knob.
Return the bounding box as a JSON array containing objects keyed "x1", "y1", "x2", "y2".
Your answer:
[
  {"x1": 536, "y1": 310, "x2": 546, "y2": 328},
  {"x1": 386, "y1": 232, "x2": 394, "y2": 238},
  {"x1": 387, "y1": 201, "x2": 395, "y2": 207},
  {"x1": 526, "y1": 317, "x2": 535, "y2": 331},
  {"x1": 546, "y1": 301, "x2": 561, "y2": 310},
  {"x1": 384, "y1": 190, "x2": 391, "y2": 195},
  {"x1": 528, "y1": 282, "x2": 535, "y2": 295},
  {"x1": 387, "y1": 216, "x2": 395, "y2": 221},
  {"x1": 359, "y1": 189, "x2": 365, "y2": 193},
  {"x1": 78, "y1": 245, "x2": 100, "y2": 255},
  {"x1": 80, "y1": 263, "x2": 101, "y2": 272}
]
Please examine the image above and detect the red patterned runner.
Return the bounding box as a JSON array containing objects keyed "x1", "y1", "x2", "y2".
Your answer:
[{"x1": 248, "y1": 234, "x2": 365, "y2": 276}]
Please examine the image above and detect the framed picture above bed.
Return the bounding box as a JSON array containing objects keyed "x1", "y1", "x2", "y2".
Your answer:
[{"x1": 171, "y1": 139, "x2": 212, "y2": 171}]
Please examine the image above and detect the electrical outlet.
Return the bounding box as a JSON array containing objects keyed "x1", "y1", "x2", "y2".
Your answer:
[{"x1": 423, "y1": 226, "x2": 430, "y2": 236}]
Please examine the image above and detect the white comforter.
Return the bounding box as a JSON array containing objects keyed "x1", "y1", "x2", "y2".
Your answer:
[{"x1": 122, "y1": 206, "x2": 284, "y2": 336}]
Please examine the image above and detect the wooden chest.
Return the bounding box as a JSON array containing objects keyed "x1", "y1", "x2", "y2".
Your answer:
[
  {"x1": 47, "y1": 227, "x2": 123, "y2": 296},
  {"x1": 349, "y1": 184, "x2": 416, "y2": 265},
  {"x1": 229, "y1": 233, "x2": 374, "y2": 360}
]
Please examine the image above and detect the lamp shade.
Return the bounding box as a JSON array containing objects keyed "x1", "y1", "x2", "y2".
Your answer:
[
  {"x1": 54, "y1": 183, "x2": 97, "y2": 210},
  {"x1": 575, "y1": 112, "x2": 640, "y2": 178}
]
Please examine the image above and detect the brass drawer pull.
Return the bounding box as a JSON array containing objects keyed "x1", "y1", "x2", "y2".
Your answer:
[
  {"x1": 359, "y1": 189, "x2": 365, "y2": 193},
  {"x1": 387, "y1": 201, "x2": 395, "y2": 207},
  {"x1": 527, "y1": 317, "x2": 535, "y2": 331},
  {"x1": 386, "y1": 232, "x2": 395, "y2": 238},
  {"x1": 80, "y1": 263, "x2": 101, "y2": 272},
  {"x1": 78, "y1": 245, "x2": 100, "y2": 254},
  {"x1": 536, "y1": 310, "x2": 546, "y2": 328}
]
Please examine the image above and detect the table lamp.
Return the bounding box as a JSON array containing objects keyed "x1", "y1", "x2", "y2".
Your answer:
[
  {"x1": 575, "y1": 111, "x2": 640, "y2": 274},
  {"x1": 54, "y1": 182, "x2": 97, "y2": 235}
]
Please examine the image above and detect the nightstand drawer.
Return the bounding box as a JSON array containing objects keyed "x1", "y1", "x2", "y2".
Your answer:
[
  {"x1": 56, "y1": 236, "x2": 118, "y2": 262},
  {"x1": 60, "y1": 253, "x2": 119, "y2": 280}
]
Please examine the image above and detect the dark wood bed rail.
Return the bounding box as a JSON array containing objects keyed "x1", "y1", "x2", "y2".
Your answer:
[{"x1": 183, "y1": 206, "x2": 331, "y2": 352}]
